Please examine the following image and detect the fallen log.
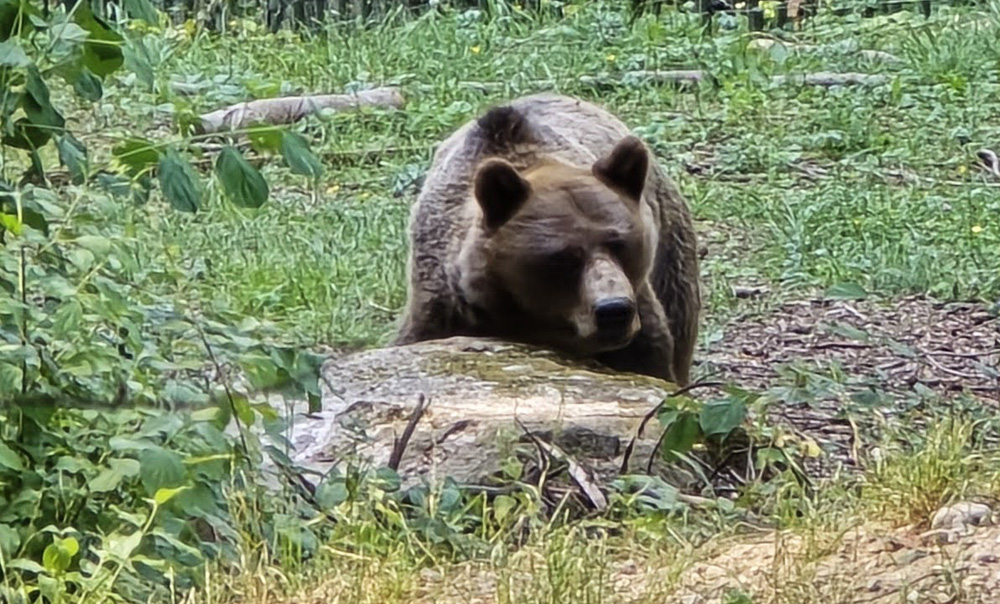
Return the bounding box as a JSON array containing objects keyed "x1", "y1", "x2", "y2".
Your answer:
[
  {"x1": 769, "y1": 71, "x2": 890, "y2": 87},
  {"x1": 193, "y1": 86, "x2": 406, "y2": 135},
  {"x1": 747, "y1": 38, "x2": 904, "y2": 65},
  {"x1": 269, "y1": 336, "x2": 703, "y2": 492}
]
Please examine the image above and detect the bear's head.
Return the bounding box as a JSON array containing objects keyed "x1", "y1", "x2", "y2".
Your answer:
[{"x1": 460, "y1": 136, "x2": 658, "y2": 354}]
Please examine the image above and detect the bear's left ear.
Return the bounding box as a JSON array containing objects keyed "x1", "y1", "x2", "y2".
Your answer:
[
  {"x1": 473, "y1": 158, "x2": 531, "y2": 231},
  {"x1": 592, "y1": 136, "x2": 649, "y2": 202}
]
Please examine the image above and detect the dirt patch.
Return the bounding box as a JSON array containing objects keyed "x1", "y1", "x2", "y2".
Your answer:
[
  {"x1": 668, "y1": 520, "x2": 1000, "y2": 604},
  {"x1": 697, "y1": 295, "x2": 999, "y2": 475},
  {"x1": 702, "y1": 295, "x2": 998, "y2": 397}
]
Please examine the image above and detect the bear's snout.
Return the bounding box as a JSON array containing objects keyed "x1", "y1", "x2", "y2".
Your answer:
[{"x1": 593, "y1": 297, "x2": 636, "y2": 343}]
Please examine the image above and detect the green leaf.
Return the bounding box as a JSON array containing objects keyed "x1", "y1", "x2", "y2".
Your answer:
[
  {"x1": 0, "y1": 363, "x2": 22, "y2": 395},
  {"x1": 699, "y1": 398, "x2": 747, "y2": 437},
  {"x1": 0, "y1": 40, "x2": 28, "y2": 66},
  {"x1": 0, "y1": 523, "x2": 20, "y2": 556},
  {"x1": 768, "y1": 40, "x2": 789, "y2": 65},
  {"x1": 56, "y1": 133, "x2": 88, "y2": 184},
  {"x1": 0, "y1": 213, "x2": 20, "y2": 236},
  {"x1": 7, "y1": 558, "x2": 45, "y2": 574},
  {"x1": 42, "y1": 544, "x2": 68, "y2": 573},
  {"x1": 174, "y1": 483, "x2": 220, "y2": 516},
  {"x1": 24, "y1": 66, "x2": 64, "y2": 127},
  {"x1": 190, "y1": 407, "x2": 219, "y2": 422},
  {"x1": 247, "y1": 126, "x2": 283, "y2": 153},
  {"x1": 51, "y1": 22, "x2": 89, "y2": 45},
  {"x1": 112, "y1": 137, "x2": 159, "y2": 177},
  {"x1": 315, "y1": 480, "x2": 348, "y2": 509},
  {"x1": 2, "y1": 117, "x2": 47, "y2": 150},
  {"x1": 280, "y1": 131, "x2": 324, "y2": 179},
  {"x1": 374, "y1": 467, "x2": 401, "y2": 492},
  {"x1": 659, "y1": 411, "x2": 701, "y2": 460},
  {"x1": 756, "y1": 446, "x2": 788, "y2": 469},
  {"x1": 824, "y1": 282, "x2": 868, "y2": 300},
  {"x1": 122, "y1": 37, "x2": 154, "y2": 90},
  {"x1": 110, "y1": 458, "x2": 141, "y2": 477},
  {"x1": 158, "y1": 149, "x2": 201, "y2": 212},
  {"x1": 138, "y1": 447, "x2": 186, "y2": 496},
  {"x1": 97, "y1": 172, "x2": 131, "y2": 199},
  {"x1": 230, "y1": 393, "x2": 254, "y2": 426},
  {"x1": 493, "y1": 494, "x2": 517, "y2": 522},
  {"x1": 74, "y1": 3, "x2": 124, "y2": 77},
  {"x1": 0, "y1": 0, "x2": 39, "y2": 42},
  {"x1": 109, "y1": 436, "x2": 155, "y2": 451},
  {"x1": 42, "y1": 538, "x2": 75, "y2": 573},
  {"x1": 89, "y1": 468, "x2": 124, "y2": 493},
  {"x1": 215, "y1": 146, "x2": 269, "y2": 209},
  {"x1": 105, "y1": 530, "x2": 143, "y2": 561},
  {"x1": 0, "y1": 441, "x2": 23, "y2": 471},
  {"x1": 123, "y1": 0, "x2": 159, "y2": 23},
  {"x1": 75, "y1": 235, "x2": 112, "y2": 258},
  {"x1": 153, "y1": 486, "x2": 188, "y2": 506},
  {"x1": 73, "y1": 67, "x2": 103, "y2": 102},
  {"x1": 6, "y1": 66, "x2": 66, "y2": 149},
  {"x1": 60, "y1": 536, "x2": 79, "y2": 558}
]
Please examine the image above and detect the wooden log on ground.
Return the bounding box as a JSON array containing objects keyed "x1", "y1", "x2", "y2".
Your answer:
[
  {"x1": 270, "y1": 336, "x2": 701, "y2": 492},
  {"x1": 193, "y1": 86, "x2": 406, "y2": 134},
  {"x1": 769, "y1": 72, "x2": 890, "y2": 87},
  {"x1": 747, "y1": 38, "x2": 904, "y2": 65}
]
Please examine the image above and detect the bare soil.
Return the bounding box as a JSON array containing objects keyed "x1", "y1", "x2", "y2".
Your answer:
[{"x1": 701, "y1": 294, "x2": 999, "y2": 476}]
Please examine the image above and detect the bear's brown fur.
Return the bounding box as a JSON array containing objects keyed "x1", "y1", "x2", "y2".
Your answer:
[{"x1": 394, "y1": 93, "x2": 701, "y2": 386}]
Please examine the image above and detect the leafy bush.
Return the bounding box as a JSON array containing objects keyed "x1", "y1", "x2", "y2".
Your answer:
[{"x1": 0, "y1": 1, "x2": 333, "y2": 600}]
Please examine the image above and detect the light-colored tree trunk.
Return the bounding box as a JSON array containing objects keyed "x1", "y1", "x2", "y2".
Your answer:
[{"x1": 194, "y1": 86, "x2": 405, "y2": 134}]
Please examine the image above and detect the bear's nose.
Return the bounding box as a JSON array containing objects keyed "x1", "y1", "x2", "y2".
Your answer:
[{"x1": 593, "y1": 297, "x2": 635, "y2": 336}]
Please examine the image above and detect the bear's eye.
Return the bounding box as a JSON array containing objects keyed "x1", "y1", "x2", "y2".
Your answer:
[
  {"x1": 606, "y1": 237, "x2": 628, "y2": 259},
  {"x1": 541, "y1": 247, "x2": 584, "y2": 274}
]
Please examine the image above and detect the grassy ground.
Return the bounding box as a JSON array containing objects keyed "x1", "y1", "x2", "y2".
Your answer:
[
  {"x1": 102, "y1": 2, "x2": 1000, "y2": 351},
  {"x1": 7, "y1": 1, "x2": 1000, "y2": 602}
]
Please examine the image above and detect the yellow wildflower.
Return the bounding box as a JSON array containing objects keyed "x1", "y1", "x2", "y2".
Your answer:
[
  {"x1": 470, "y1": 45, "x2": 481, "y2": 55},
  {"x1": 958, "y1": 164, "x2": 968, "y2": 175},
  {"x1": 971, "y1": 225, "x2": 983, "y2": 234},
  {"x1": 606, "y1": 53, "x2": 616, "y2": 62}
]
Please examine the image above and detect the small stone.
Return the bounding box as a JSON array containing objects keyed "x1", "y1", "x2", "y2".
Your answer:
[
  {"x1": 919, "y1": 528, "x2": 960, "y2": 546},
  {"x1": 419, "y1": 568, "x2": 442, "y2": 582},
  {"x1": 977, "y1": 553, "x2": 999, "y2": 565},
  {"x1": 619, "y1": 560, "x2": 639, "y2": 575},
  {"x1": 931, "y1": 502, "x2": 993, "y2": 530},
  {"x1": 895, "y1": 549, "x2": 930, "y2": 565},
  {"x1": 867, "y1": 579, "x2": 883, "y2": 592}
]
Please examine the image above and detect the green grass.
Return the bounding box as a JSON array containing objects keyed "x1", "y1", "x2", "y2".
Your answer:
[{"x1": 86, "y1": 2, "x2": 1000, "y2": 350}]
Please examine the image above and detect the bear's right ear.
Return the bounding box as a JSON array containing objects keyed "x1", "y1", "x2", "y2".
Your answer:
[{"x1": 473, "y1": 158, "x2": 531, "y2": 231}]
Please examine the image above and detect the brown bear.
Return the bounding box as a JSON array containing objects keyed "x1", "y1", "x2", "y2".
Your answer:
[{"x1": 393, "y1": 93, "x2": 701, "y2": 386}]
